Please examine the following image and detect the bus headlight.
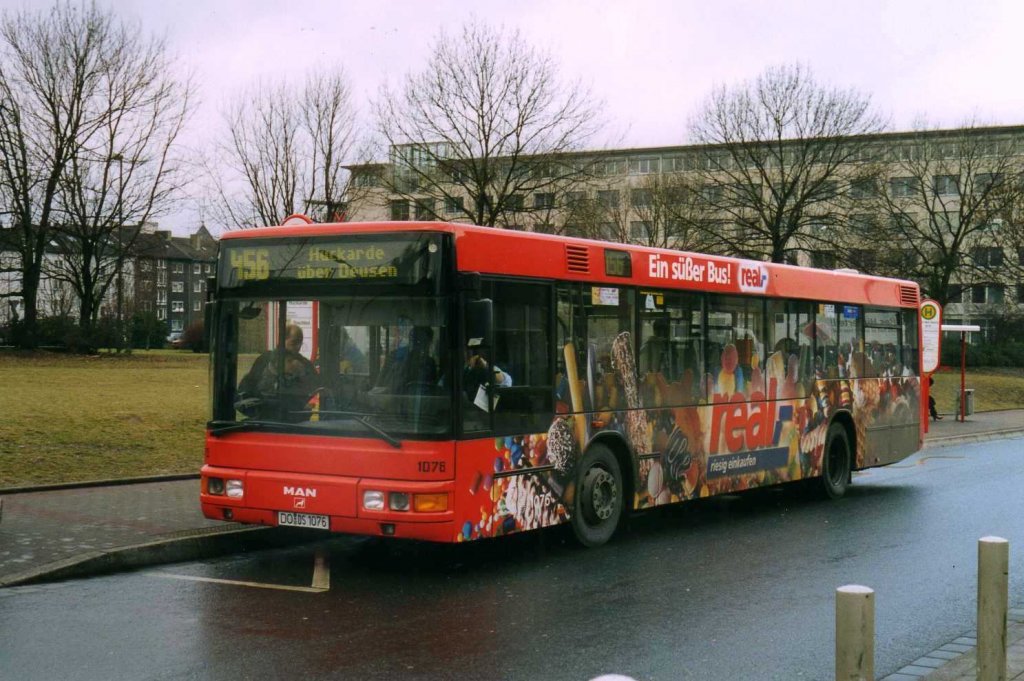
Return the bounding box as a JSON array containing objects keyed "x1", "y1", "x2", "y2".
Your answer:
[
  {"x1": 226, "y1": 479, "x2": 244, "y2": 498},
  {"x1": 389, "y1": 492, "x2": 410, "y2": 511},
  {"x1": 207, "y1": 477, "x2": 225, "y2": 495},
  {"x1": 363, "y1": 490, "x2": 385, "y2": 511}
]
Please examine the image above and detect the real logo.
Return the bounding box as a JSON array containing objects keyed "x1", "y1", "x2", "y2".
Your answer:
[{"x1": 738, "y1": 264, "x2": 769, "y2": 292}]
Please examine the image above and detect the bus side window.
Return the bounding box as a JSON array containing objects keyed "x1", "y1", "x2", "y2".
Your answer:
[
  {"x1": 556, "y1": 285, "x2": 586, "y2": 414},
  {"x1": 767, "y1": 300, "x2": 814, "y2": 396},
  {"x1": 585, "y1": 286, "x2": 635, "y2": 413},
  {"x1": 814, "y1": 304, "x2": 838, "y2": 379},
  {"x1": 706, "y1": 295, "x2": 764, "y2": 398},
  {"x1": 838, "y1": 305, "x2": 863, "y2": 378},
  {"x1": 639, "y1": 290, "x2": 703, "y2": 406},
  {"x1": 902, "y1": 309, "x2": 919, "y2": 376},
  {"x1": 490, "y1": 281, "x2": 554, "y2": 435}
]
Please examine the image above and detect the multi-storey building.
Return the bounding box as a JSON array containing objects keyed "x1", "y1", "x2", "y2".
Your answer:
[
  {"x1": 132, "y1": 225, "x2": 218, "y2": 334},
  {"x1": 0, "y1": 224, "x2": 217, "y2": 336},
  {"x1": 344, "y1": 125, "x2": 1024, "y2": 337}
]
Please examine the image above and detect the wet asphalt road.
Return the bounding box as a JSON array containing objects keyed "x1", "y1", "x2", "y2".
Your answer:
[{"x1": 1, "y1": 438, "x2": 1022, "y2": 681}]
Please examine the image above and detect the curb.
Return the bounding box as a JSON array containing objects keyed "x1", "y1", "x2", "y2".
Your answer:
[
  {"x1": 0, "y1": 525, "x2": 324, "y2": 589},
  {"x1": 893, "y1": 610, "x2": 1024, "y2": 681},
  {"x1": 0, "y1": 473, "x2": 199, "y2": 496},
  {"x1": 924, "y1": 429, "x2": 1024, "y2": 449}
]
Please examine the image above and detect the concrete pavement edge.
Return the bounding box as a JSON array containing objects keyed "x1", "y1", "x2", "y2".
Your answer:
[
  {"x1": 0, "y1": 525, "x2": 324, "y2": 589},
  {"x1": 0, "y1": 473, "x2": 199, "y2": 496},
  {"x1": 924, "y1": 429, "x2": 1024, "y2": 449}
]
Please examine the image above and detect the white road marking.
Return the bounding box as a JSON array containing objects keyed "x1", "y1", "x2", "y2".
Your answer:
[
  {"x1": 149, "y1": 572, "x2": 329, "y2": 593},
  {"x1": 149, "y1": 548, "x2": 332, "y2": 593}
]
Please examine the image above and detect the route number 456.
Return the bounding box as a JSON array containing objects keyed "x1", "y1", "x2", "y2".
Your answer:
[{"x1": 230, "y1": 248, "x2": 270, "y2": 281}]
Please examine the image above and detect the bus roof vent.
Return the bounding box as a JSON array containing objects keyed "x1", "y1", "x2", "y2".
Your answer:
[
  {"x1": 899, "y1": 285, "x2": 919, "y2": 306},
  {"x1": 566, "y1": 245, "x2": 590, "y2": 273}
]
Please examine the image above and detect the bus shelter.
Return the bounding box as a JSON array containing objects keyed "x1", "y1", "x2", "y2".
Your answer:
[{"x1": 941, "y1": 323, "x2": 981, "y2": 422}]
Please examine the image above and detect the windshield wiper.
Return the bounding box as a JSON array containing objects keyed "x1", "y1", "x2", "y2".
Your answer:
[
  {"x1": 208, "y1": 419, "x2": 277, "y2": 436},
  {"x1": 313, "y1": 411, "x2": 402, "y2": 449}
]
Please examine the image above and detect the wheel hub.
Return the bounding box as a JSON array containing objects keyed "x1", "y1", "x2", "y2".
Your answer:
[{"x1": 585, "y1": 468, "x2": 617, "y2": 522}]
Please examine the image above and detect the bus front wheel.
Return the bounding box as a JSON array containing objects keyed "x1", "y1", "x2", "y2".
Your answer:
[
  {"x1": 820, "y1": 422, "x2": 851, "y2": 499},
  {"x1": 571, "y1": 445, "x2": 623, "y2": 547}
]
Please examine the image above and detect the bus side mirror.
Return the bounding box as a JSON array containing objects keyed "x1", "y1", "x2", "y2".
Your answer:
[
  {"x1": 466, "y1": 299, "x2": 493, "y2": 348},
  {"x1": 457, "y1": 272, "x2": 481, "y2": 296}
]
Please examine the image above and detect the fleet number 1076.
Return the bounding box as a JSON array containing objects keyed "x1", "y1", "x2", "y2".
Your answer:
[{"x1": 418, "y1": 461, "x2": 445, "y2": 473}]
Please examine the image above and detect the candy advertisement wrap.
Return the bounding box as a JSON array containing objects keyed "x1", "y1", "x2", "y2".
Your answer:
[{"x1": 453, "y1": 336, "x2": 920, "y2": 541}]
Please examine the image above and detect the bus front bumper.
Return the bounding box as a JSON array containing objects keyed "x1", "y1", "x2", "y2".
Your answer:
[{"x1": 200, "y1": 465, "x2": 459, "y2": 543}]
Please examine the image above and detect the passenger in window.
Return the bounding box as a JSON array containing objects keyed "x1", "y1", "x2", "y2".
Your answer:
[
  {"x1": 378, "y1": 326, "x2": 438, "y2": 393},
  {"x1": 237, "y1": 323, "x2": 319, "y2": 421},
  {"x1": 337, "y1": 328, "x2": 368, "y2": 375},
  {"x1": 640, "y1": 319, "x2": 671, "y2": 377},
  {"x1": 713, "y1": 343, "x2": 745, "y2": 396}
]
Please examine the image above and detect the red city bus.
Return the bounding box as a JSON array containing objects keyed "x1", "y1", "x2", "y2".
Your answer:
[{"x1": 201, "y1": 218, "x2": 923, "y2": 546}]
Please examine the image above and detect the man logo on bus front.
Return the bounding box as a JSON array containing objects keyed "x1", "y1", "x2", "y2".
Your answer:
[{"x1": 294, "y1": 497, "x2": 307, "y2": 509}]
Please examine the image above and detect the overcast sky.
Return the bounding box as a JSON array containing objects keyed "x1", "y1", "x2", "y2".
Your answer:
[{"x1": 93, "y1": 0, "x2": 1024, "y2": 232}]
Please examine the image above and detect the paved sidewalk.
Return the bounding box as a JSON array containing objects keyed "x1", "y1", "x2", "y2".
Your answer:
[
  {"x1": 0, "y1": 409, "x2": 1022, "y2": 679},
  {"x1": 924, "y1": 407, "x2": 1024, "y2": 448},
  {"x1": 0, "y1": 478, "x2": 305, "y2": 588},
  {"x1": 914, "y1": 614, "x2": 1024, "y2": 681}
]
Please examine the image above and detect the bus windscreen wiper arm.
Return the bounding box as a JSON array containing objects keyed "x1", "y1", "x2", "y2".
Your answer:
[
  {"x1": 208, "y1": 420, "x2": 273, "y2": 436},
  {"x1": 314, "y1": 411, "x2": 402, "y2": 448}
]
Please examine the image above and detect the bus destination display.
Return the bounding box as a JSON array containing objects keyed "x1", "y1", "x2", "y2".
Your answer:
[{"x1": 219, "y1": 235, "x2": 443, "y2": 288}]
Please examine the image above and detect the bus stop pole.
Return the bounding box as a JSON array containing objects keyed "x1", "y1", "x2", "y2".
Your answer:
[{"x1": 960, "y1": 331, "x2": 967, "y2": 422}]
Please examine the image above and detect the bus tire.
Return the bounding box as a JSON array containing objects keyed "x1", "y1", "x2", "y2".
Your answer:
[
  {"x1": 820, "y1": 422, "x2": 851, "y2": 499},
  {"x1": 571, "y1": 444, "x2": 623, "y2": 547}
]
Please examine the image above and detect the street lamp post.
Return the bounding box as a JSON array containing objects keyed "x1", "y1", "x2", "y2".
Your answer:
[{"x1": 112, "y1": 153, "x2": 126, "y2": 353}]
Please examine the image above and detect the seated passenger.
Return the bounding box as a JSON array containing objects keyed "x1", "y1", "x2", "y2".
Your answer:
[{"x1": 378, "y1": 326, "x2": 438, "y2": 393}]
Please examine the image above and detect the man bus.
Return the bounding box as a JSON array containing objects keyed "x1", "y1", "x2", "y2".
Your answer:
[{"x1": 201, "y1": 217, "x2": 923, "y2": 546}]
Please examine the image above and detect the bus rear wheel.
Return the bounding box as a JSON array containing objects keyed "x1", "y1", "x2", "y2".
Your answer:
[
  {"x1": 571, "y1": 445, "x2": 623, "y2": 547},
  {"x1": 820, "y1": 422, "x2": 851, "y2": 499}
]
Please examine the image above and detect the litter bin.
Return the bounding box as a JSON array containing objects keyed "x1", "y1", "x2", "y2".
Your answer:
[{"x1": 956, "y1": 388, "x2": 975, "y2": 417}]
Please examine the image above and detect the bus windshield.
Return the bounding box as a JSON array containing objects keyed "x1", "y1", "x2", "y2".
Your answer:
[{"x1": 212, "y1": 294, "x2": 452, "y2": 439}]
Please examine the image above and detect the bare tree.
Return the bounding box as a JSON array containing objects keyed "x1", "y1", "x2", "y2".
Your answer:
[
  {"x1": 686, "y1": 63, "x2": 888, "y2": 263},
  {"x1": 374, "y1": 20, "x2": 605, "y2": 228},
  {"x1": 0, "y1": 2, "x2": 191, "y2": 349},
  {"x1": 44, "y1": 20, "x2": 193, "y2": 346},
  {"x1": 869, "y1": 122, "x2": 1024, "y2": 306},
  {"x1": 0, "y1": 3, "x2": 113, "y2": 347},
  {"x1": 210, "y1": 69, "x2": 360, "y2": 229}
]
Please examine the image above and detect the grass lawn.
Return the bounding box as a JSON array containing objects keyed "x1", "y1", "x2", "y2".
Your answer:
[
  {"x1": 931, "y1": 366, "x2": 1024, "y2": 414},
  {"x1": 0, "y1": 349, "x2": 209, "y2": 488}
]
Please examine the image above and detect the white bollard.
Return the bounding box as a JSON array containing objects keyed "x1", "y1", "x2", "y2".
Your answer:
[
  {"x1": 836, "y1": 584, "x2": 874, "y2": 681},
  {"x1": 977, "y1": 536, "x2": 1009, "y2": 681}
]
